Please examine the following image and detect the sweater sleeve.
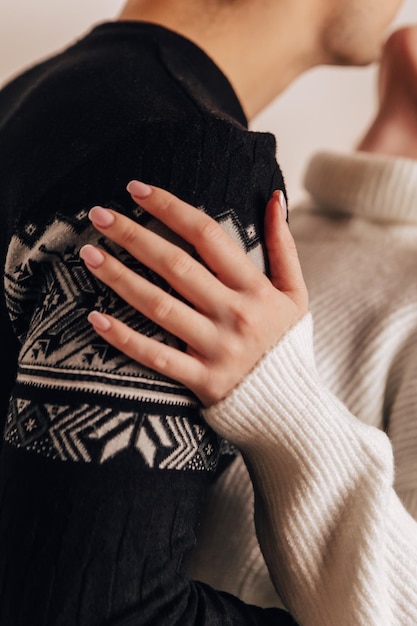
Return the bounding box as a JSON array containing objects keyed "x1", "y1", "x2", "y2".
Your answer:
[
  {"x1": 0, "y1": 112, "x2": 295, "y2": 623},
  {"x1": 203, "y1": 313, "x2": 417, "y2": 626}
]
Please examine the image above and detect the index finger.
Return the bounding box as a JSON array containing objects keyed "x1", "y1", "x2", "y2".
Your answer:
[{"x1": 126, "y1": 180, "x2": 265, "y2": 291}]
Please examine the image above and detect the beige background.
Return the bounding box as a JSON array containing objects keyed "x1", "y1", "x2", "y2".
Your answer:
[{"x1": 1, "y1": 0, "x2": 417, "y2": 204}]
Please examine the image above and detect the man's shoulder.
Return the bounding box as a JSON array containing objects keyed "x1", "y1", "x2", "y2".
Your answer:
[
  {"x1": 0, "y1": 24, "x2": 284, "y2": 231},
  {"x1": 0, "y1": 21, "x2": 277, "y2": 162}
]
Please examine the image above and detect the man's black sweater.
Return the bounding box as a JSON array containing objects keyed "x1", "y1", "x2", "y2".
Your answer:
[{"x1": 0, "y1": 21, "x2": 296, "y2": 625}]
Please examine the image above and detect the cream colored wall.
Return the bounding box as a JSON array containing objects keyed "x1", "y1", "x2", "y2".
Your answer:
[
  {"x1": 1, "y1": 0, "x2": 417, "y2": 205},
  {"x1": 251, "y1": 1, "x2": 417, "y2": 204}
]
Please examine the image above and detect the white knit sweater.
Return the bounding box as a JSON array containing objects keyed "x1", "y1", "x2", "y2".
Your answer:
[{"x1": 188, "y1": 151, "x2": 417, "y2": 626}]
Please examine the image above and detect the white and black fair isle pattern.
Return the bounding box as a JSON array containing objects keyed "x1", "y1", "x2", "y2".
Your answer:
[{"x1": 4, "y1": 206, "x2": 264, "y2": 468}]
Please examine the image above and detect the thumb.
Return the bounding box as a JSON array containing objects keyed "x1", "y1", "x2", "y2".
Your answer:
[{"x1": 264, "y1": 191, "x2": 309, "y2": 310}]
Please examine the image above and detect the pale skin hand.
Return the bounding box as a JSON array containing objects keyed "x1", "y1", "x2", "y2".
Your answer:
[
  {"x1": 80, "y1": 181, "x2": 308, "y2": 407},
  {"x1": 358, "y1": 25, "x2": 417, "y2": 158}
]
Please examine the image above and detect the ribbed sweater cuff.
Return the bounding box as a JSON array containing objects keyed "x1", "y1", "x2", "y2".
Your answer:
[
  {"x1": 203, "y1": 313, "x2": 393, "y2": 478},
  {"x1": 205, "y1": 313, "x2": 397, "y2": 626}
]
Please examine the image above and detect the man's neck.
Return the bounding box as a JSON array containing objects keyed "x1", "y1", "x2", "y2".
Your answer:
[{"x1": 118, "y1": 0, "x2": 327, "y2": 121}]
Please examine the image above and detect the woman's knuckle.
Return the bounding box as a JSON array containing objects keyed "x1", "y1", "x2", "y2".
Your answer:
[
  {"x1": 158, "y1": 193, "x2": 175, "y2": 215},
  {"x1": 284, "y1": 230, "x2": 299, "y2": 257},
  {"x1": 197, "y1": 216, "x2": 222, "y2": 242},
  {"x1": 118, "y1": 328, "x2": 133, "y2": 350},
  {"x1": 231, "y1": 303, "x2": 258, "y2": 334},
  {"x1": 150, "y1": 293, "x2": 174, "y2": 320},
  {"x1": 253, "y1": 279, "x2": 272, "y2": 301},
  {"x1": 169, "y1": 250, "x2": 192, "y2": 276},
  {"x1": 106, "y1": 263, "x2": 125, "y2": 284},
  {"x1": 151, "y1": 347, "x2": 169, "y2": 371},
  {"x1": 120, "y1": 222, "x2": 139, "y2": 247}
]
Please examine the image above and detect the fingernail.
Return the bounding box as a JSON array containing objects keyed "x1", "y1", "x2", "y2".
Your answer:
[
  {"x1": 277, "y1": 190, "x2": 288, "y2": 221},
  {"x1": 80, "y1": 244, "x2": 105, "y2": 268},
  {"x1": 88, "y1": 311, "x2": 112, "y2": 332},
  {"x1": 127, "y1": 180, "x2": 152, "y2": 198},
  {"x1": 88, "y1": 206, "x2": 115, "y2": 228}
]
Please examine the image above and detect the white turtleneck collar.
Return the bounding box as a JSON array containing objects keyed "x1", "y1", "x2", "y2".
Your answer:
[{"x1": 303, "y1": 150, "x2": 417, "y2": 225}]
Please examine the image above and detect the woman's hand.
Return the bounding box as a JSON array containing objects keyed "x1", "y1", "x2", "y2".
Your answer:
[{"x1": 80, "y1": 181, "x2": 308, "y2": 407}]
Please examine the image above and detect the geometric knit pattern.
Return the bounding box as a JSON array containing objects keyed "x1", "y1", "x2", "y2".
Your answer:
[
  {"x1": 0, "y1": 21, "x2": 290, "y2": 624},
  {"x1": 4, "y1": 205, "x2": 260, "y2": 467},
  {"x1": 5, "y1": 400, "x2": 220, "y2": 469}
]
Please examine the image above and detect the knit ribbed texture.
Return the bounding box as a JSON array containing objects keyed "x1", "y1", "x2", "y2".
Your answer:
[
  {"x1": 189, "y1": 151, "x2": 417, "y2": 626},
  {"x1": 0, "y1": 22, "x2": 293, "y2": 625},
  {"x1": 304, "y1": 150, "x2": 417, "y2": 224}
]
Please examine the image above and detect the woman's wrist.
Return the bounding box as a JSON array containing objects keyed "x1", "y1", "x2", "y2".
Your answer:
[{"x1": 203, "y1": 313, "x2": 316, "y2": 450}]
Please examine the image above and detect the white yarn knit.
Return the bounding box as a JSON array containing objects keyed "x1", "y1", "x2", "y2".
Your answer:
[{"x1": 188, "y1": 151, "x2": 417, "y2": 626}]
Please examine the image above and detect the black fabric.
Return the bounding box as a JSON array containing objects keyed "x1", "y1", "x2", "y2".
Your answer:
[
  {"x1": 0, "y1": 21, "x2": 294, "y2": 624},
  {"x1": 0, "y1": 444, "x2": 298, "y2": 625}
]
